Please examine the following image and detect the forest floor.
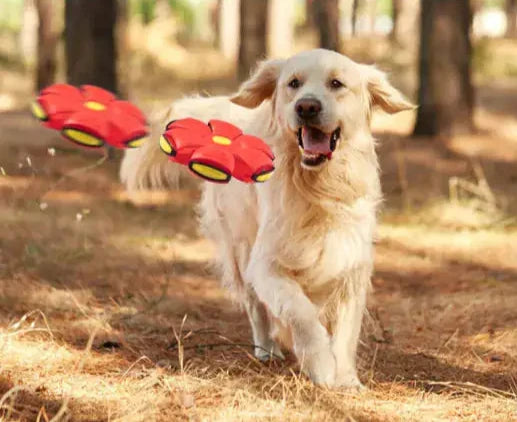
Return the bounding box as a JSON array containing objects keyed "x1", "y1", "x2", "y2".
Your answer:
[{"x1": 0, "y1": 39, "x2": 517, "y2": 421}]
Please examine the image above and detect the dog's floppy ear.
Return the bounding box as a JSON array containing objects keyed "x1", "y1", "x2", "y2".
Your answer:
[
  {"x1": 365, "y1": 66, "x2": 415, "y2": 114},
  {"x1": 230, "y1": 59, "x2": 285, "y2": 108}
]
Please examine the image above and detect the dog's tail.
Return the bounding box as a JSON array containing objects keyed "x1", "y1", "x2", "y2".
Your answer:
[{"x1": 120, "y1": 105, "x2": 185, "y2": 191}]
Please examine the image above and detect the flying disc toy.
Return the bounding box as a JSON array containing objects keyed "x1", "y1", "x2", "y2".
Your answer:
[
  {"x1": 160, "y1": 118, "x2": 275, "y2": 184},
  {"x1": 31, "y1": 84, "x2": 149, "y2": 149}
]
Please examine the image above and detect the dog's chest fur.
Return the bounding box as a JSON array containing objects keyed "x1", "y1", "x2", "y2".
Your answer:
[
  {"x1": 257, "y1": 148, "x2": 379, "y2": 300},
  {"x1": 267, "y1": 192, "x2": 375, "y2": 296}
]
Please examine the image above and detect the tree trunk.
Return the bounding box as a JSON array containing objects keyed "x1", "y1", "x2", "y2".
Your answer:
[
  {"x1": 413, "y1": 0, "x2": 474, "y2": 137},
  {"x1": 367, "y1": 0, "x2": 376, "y2": 35},
  {"x1": 305, "y1": 0, "x2": 316, "y2": 28},
  {"x1": 116, "y1": 0, "x2": 129, "y2": 98},
  {"x1": 219, "y1": 0, "x2": 240, "y2": 61},
  {"x1": 391, "y1": 0, "x2": 419, "y2": 50},
  {"x1": 238, "y1": 0, "x2": 267, "y2": 81},
  {"x1": 391, "y1": 0, "x2": 400, "y2": 42},
  {"x1": 65, "y1": 0, "x2": 118, "y2": 94},
  {"x1": 351, "y1": 0, "x2": 359, "y2": 36},
  {"x1": 35, "y1": 0, "x2": 56, "y2": 90},
  {"x1": 507, "y1": 0, "x2": 517, "y2": 38},
  {"x1": 314, "y1": 0, "x2": 340, "y2": 51},
  {"x1": 20, "y1": 0, "x2": 38, "y2": 66},
  {"x1": 268, "y1": 0, "x2": 295, "y2": 58}
]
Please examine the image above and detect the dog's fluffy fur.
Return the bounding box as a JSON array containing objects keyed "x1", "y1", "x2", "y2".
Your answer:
[{"x1": 121, "y1": 49, "x2": 413, "y2": 388}]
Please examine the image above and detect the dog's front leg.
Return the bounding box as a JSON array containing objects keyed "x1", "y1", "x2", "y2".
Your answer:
[
  {"x1": 244, "y1": 287, "x2": 284, "y2": 361},
  {"x1": 331, "y1": 267, "x2": 370, "y2": 390},
  {"x1": 246, "y1": 262, "x2": 336, "y2": 386}
]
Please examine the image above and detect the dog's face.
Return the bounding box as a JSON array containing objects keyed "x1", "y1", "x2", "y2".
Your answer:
[{"x1": 231, "y1": 49, "x2": 413, "y2": 170}]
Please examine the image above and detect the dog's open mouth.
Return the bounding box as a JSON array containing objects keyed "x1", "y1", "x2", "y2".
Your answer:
[{"x1": 297, "y1": 126, "x2": 341, "y2": 168}]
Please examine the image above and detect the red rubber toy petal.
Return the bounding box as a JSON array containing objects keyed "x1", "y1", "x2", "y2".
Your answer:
[
  {"x1": 107, "y1": 115, "x2": 148, "y2": 148},
  {"x1": 164, "y1": 118, "x2": 213, "y2": 161},
  {"x1": 188, "y1": 145, "x2": 235, "y2": 183},
  {"x1": 163, "y1": 121, "x2": 212, "y2": 155},
  {"x1": 232, "y1": 147, "x2": 275, "y2": 183},
  {"x1": 80, "y1": 85, "x2": 116, "y2": 104},
  {"x1": 161, "y1": 132, "x2": 200, "y2": 165},
  {"x1": 207, "y1": 119, "x2": 242, "y2": 140},
  {"x1": 36, "y1": 85, "x2": 84, "y2": 130},
  {"x1": 233, "y1": 134, "x2": 275, "y2": 160},
  {"x1": 41, "y1": 84, "x2": 84, "y2": 102},
  {"x1": 61, "y1": 110, "x2": 110, "y2": 147},
  {"x1": 166, "y1": 118, "x2": 212, "y2": 133},
  {"x1": 110, "y1": 100, "x2": 147, "y2": 124},
  {"x1": 105, "y1": 102, "x2": 149, "y2": 147}
]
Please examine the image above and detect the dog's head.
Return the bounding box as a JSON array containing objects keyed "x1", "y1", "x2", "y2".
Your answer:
[{"x1": 231, "y1": 49, "x2": 414, "y2": 170}]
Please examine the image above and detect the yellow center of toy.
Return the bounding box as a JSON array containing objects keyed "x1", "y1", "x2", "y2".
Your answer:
[
  {"x1": 191, "y1": 163, "x2": 229, "y2": 181},
  {"x1": 31, "y1": 102, "x2": 47, "y2": 120},
  {"x1": 255, "y1": 171, "x2": 273, "y2": 182},
  {"x1": 84, "y1": 101, "x2": 106, "y2": 111},
  {"x1": 63, "y1": 128, "x2": 104, "y2": 147},
  {"x1": 127, "y1": 137, "x2": 148, "y2": 148},
  {"x1": 212, "y1": 136, "x2": 231, "y2": 146},
  {"x1": 159, "y1": 135, "x2": 174, "y2": 155}
]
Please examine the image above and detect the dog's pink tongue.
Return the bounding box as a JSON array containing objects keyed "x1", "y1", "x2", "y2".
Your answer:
[{"x1": 302, "y1": 127, "x2": 331, "y2": 154}]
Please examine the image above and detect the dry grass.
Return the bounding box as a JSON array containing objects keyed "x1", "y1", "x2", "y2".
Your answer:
[{"x1": 1, "y1": 33, "x2": 517, "y2": 422}]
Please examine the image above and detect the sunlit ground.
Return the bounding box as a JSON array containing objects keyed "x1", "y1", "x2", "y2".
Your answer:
[{"x1": 0, "y1": 27, "x2": 516, "y2": 421}]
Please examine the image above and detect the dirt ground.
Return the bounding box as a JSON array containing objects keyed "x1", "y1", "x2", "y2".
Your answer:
[{"x1": 0, "y1": 45, "x2": 517, "y2": 421}]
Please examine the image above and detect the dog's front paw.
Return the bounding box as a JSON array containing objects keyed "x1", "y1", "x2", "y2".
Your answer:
[
  {"x1": 301, "y1": 346, "x2": 337, "y2": 386},
  {"x1": 255, "y1": 343, "x2": 285, "y2": 362},
  {"x1": 335, "y1": 372, "x2": 365, "y2": 392}
]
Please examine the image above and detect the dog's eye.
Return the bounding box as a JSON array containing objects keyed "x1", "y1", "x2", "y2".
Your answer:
[
  {"x1": 288, "y1": 78, "x2": 301, "y2": 89},
  {"x1": 330, "y1": 79, "x2": 345, "y2": 89}
]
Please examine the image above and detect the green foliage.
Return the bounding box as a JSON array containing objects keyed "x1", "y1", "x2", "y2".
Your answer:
[
  {"x1": 483, "y1": 0, "x2": 504, "y2": 8},
  {"x1": 129, "y1": 0, "x2": 195, "y2": 32},
  {"x1": 168, "y1": 0, "x2": 195, "y2": 29},
  {"x1": 0, "y1": 0, "x2": 23, "y2": 31},
  {"x1": 377, "y1": 0, "x2": 393, "y2": 17},
  {"x1": 140, "y1": 0, "x2": 156, "y2": 25},
  {"x1": 474, "y1": 38, "x2": 517, "y2": 80},
  {"x1": 130, "y1": 0, "x2": 157, "y2": 25}
]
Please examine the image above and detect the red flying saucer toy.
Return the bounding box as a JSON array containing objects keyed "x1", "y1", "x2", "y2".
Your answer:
[
  {"x1": 159, "y1": 118, "x2": 275, "y2": 184},
  {"x1": 31, "y1": 84, "x2": 149, "y2": 149}
]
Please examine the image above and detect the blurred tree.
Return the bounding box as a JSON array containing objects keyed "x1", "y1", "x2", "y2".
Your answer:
[
  {"x1": 169, "y1": 0, "x2": 197, "y2": 42},
  {"x1": 219, "y1": 0, "x2": 240, "y2": 60},
  {"x1": 20, "y1": 0, "x2": 38, "y2": 66},
  {"x1": 366, "y1": 0, "x2": 376, "y2": 34},
  {"x1": 391, "y1": 0, "x2": 401, "y2": 42},
  {"x1": 139, "y1": 0, "x2": 156, "y2": 25},
  {"x1": 35, "y1": 0, "x2": 56, "y2": 90},
  {"x1": 117, "y1": 0, "x2": 130, "y2": 98},
  {"x1": 352, "y1": 0, "x2": 360, "y2": 36},
  {"x1": 507, "y1": 0, "x2": 517, "y2": 38},
  {"x1": 268, "y1": 0, "x2": 295, "y2": 57},
  {"x1": 211, "y1": 0, "x2": 221, "y2": 46},
  {"x1": 314, "y1": 0, "x2": 340, "y2": 50},
  {"x1": 304, "y1": 0, "x2": 315, "y2": 28},
  {"x1": 238, "y1": 0, "x2": 267, "y2": 81},
  {"x1": 65, "y1": 0, "x2": 118, "y2": 94},
  {"x1": 413, "y1": 0, "x2": 474, "y2": 137},
  {"x1": 391, "y1": 0, "x2": 418, "y2": 50}
]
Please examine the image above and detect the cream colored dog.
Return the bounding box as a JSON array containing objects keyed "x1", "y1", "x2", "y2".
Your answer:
[{"x1": 121, "y1": 49, "x2": 413, "y2": 388}]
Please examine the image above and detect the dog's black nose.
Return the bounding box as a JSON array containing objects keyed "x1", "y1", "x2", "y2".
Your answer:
[{"x1": 295, "y1": 98, "x2": 322, "y2": 120}]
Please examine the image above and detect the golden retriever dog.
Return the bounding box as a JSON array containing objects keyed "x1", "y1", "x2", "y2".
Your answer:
[{"x1": 121, "y1": 49, "x2": 413, "y2": 388}]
